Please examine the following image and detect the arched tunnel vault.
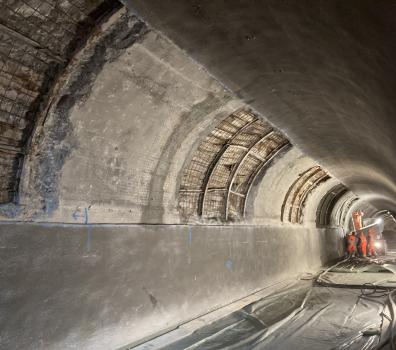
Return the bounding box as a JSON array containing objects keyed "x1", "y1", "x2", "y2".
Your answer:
[
  {"x1": 0, "y1": 0, "x2": 391, "y2": 224},
  {"x1": 126, "y1": 0, "x2": 396, "y2": 214},
  {"x1": 0, "y1": 4, "x2": 352, "y2": 227},
  {"x1": 0, "y1": 5, "x2": 245, "y2": 223},
  {"x1": 0, "y1": 2, "x2": 394, "y2": 350},
  {"x1": 176, "y1": 105, "x2": 366, "y2": 231}
]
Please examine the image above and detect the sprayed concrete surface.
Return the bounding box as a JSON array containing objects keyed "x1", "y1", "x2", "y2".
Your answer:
[
  {"x1": 3, "y1": 10, "x2": 243, "y2": 223},
  {"x1": 0, "y1": 222, "x2": 339, "y2": 350},
  {"x1": 127, "y1": 0, "x2": 396, "y2": 212},
  {"x1": 0, "y1": 0, "x2": 121, "y2": 204},
  {"x1": 0, "y1": 3, "x2": 389, "y2": 350},
  {"x1": 0, "y1": 8, "x2": 336, "y2": 227}
]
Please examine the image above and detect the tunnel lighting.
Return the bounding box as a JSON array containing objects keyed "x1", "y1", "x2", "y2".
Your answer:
[
  {"x1": 374, "y1": 241, "x2": 382, "y2": 248},
  {"x1": 375, "y1": 218, "x2": 383, "y2": 225}
]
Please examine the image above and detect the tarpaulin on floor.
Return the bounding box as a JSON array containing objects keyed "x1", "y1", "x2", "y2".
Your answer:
[
  {"x1": 159, "y1": 259, "x2": 396, "y2": 350},
  {"x1": 318, "y1": 258, "x2": 396, "y2": 288}
]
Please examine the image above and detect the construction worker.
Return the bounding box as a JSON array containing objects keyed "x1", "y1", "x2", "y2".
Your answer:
[
  {"x1": 368, "y1": 228, "x2": 377, "y2": 257},
  {"x1": 347, "y1": 232, "x2": 357, "y2": 258},
  {"x1": 352, "y1": 211, "x2": 364, "y2": 231},
  {"x1": 358, "y1": 231, "x2": 367, "y2": 257}
]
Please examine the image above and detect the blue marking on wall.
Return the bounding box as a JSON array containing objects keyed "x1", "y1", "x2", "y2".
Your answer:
[
  {"x1": 72, "y1": 207, "x2": 89, "y2": 224},
  {"x1": 84, "y1": 207, "x2": 88, "y2": 224},
  {"x1": 72, "y1": 210, "x2": 79, "y2": 221},
  {"x1": 225, "y1": 259, "x2": 233, "y2": 270},
  {"x1": 71, "y1": 207, "x2": 91, "y2": 252}
]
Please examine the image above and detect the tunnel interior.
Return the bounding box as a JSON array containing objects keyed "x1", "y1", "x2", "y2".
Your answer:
[{"x1": 1, "y1": 1, "x2": 396, "y2": 349}]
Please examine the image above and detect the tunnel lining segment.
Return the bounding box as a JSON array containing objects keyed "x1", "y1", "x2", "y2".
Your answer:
[
  {"x1": 316, "y1": 183, "x2": 348, "y2": 228},
  {"x1": 179, "y1": 109, "x2": 289, "y2": 222},
  {"x1": 282, "y1": 166, "x2": 331, "y2": 224},
  {"x1": 226, "y1": 138, "x2": 289, "y2": 220}
]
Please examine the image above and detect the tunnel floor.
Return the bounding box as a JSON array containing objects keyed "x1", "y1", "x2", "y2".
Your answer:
[{"x1": 131, "y1": 258, "x2": 396, "y2": 350}]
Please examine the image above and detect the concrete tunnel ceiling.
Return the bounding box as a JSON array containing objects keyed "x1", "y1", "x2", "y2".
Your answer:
[
  {"x1": 0, "y1": 0, "x2": 393, "y2": 224},
  {"x1": 2, "y1": 1, "x2": 396, "y2": 349},
  {"x1": 0, "y1": 0, "x2": 363, "y2": 227},
  {"x1": 125, "y1": 0, "x2": 396, "y2": 214}
]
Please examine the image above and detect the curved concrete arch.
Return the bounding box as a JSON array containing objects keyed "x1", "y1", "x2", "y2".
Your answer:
[
  {"x1": 1, "y1": 9, "x2": 238, "y2": 224},
  {"x1": 316, "y1": 183, "x2": 349, "y2": 228},
  {"x1": 179, "y1": 109, "x2": 290, "y2": 222},
  {"x1": 281, "y1": 166, "x2": 331, "y2": 224},
  {"x1": 128, "y1": 0, "x2": 396, "y2": 214},
  {"x1": 1, "y1": 2, "x2": 396, "y2": 349}
]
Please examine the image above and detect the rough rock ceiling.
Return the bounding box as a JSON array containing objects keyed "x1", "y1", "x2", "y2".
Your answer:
[{"x1": 0, "y1": 0, "x2": 121, "y2": 203}]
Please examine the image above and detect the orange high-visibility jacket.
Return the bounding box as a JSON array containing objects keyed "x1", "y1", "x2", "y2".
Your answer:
[{"x1": 347, "y1": 234, "x2": 357, "y2": 252}]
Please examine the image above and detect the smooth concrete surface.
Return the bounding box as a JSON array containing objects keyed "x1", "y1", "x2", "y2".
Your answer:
[
  {"x1": 303, "y1": 177, "x2": 341, "y2": 225},
  {"x1": 0, "y1": 222, "x2": 337, "y2": 349},
  {"x1": 247, "y1": 147, "x2": 318, "y2": 225},
  {"x1": 127, "y1": 0, "x2": 396, "y2": 212},
  {"x1": 129, "y1": 279, "x2": 300, "y2": 350}
]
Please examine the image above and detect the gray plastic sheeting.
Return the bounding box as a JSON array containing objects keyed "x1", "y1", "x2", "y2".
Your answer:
[
  {"x1": 318, "y1": 258, "x2": 396, "y2": 288},
  {"x1": 156, "y1": 260, "x2": 396, "y2": 350}
]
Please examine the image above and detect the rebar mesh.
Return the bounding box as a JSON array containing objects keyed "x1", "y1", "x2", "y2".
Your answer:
[
  {"x1": 281, "y1": 166, "x2": 331, "y2": 224},
  {"x1": 179, "y1": 109, "x2": 290, "y2": 222},
  {"x1": 202, "y1": 190, "x2": 226, "y2": 220},
  {"x1": 227, "y1": 192, "x2": 245, "y2": 221}
]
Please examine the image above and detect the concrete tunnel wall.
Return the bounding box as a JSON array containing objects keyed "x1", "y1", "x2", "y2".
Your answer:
[
  {"x1": 1, "y1": 8, "x2": 347, "y2": 228},
  {"x1": 127, "y1": 0, "x2": 396, "y2": 214},
  {"x1": 0, "y1": 5, "x2": 368, "y2": 350},
  {"x1": 1, "y1": 223, "x2": 330, "y2": 350}
]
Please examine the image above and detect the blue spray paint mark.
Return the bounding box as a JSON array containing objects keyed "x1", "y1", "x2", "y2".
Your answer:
[
  {"x1": 188, "y1": 225, "x2": 192, "y2": 246},
  {"x1": 72, "y1": 210, "x2": 79, "y2": 221},
  {"x1": 44, "y1": 198, "x2": 58, "y2": 215},
  {"x1": 84, "y1": 207, "x2": 88, "y2": 224},
  {"x1": 225, "y1": 259, "x2": 233, "y2": 270},
  {"x1": 72, "y1": 207, "x2": 88, "y2": 223},
  {"x1": 85, "y1": 208, "x2": 90, "y2": 252}
]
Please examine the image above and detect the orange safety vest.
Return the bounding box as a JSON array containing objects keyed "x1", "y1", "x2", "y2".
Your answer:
[
  {"x1": 359, "y1": 233, "x2": 367, "y2": 255},
  {"x1": 359, "y1": 233, "x2": 367, "y2": 246},
  {"x1": 347, "y1": 235, "x2": 357, "y2": 252}
]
